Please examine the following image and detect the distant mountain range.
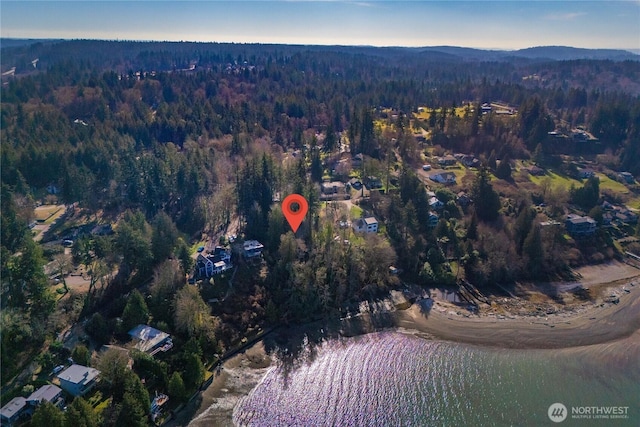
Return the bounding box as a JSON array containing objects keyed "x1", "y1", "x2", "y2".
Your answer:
[
  {"x1": 416, "y1": 45, "x2": 639, "y2": 62},
  {"x1": 1, "y1": 38, "x2": 638, "y2": 63}
]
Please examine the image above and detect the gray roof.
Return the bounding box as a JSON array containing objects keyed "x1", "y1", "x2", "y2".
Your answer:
[
  {"x1": 128, "y1": 325, "x2": 170, "y2": 353},
  {"x1": 243, "y1": 240, "x2": 264, "y2": 251},
  {"x1": 27, "y1": 384, "x2": 62, "y2": 403},
  {"x1": 0, "y1": 397, "x2": 27, "y2": 420},
  {"x1": 57, "y1": 364, "x2": 100, "y2": 386},
  {"x1": 363, "y1": 217, "x2": 378, "y2": 225}
]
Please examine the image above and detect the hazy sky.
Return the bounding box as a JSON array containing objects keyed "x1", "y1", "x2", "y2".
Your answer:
[{"x1": 2, "y1": 1, "x2": 639, "y2": 50}]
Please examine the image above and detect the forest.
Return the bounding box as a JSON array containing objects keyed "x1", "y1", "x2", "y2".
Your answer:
[{"x1": 1, "y1": 40, "x2": 640, "y2": 425}]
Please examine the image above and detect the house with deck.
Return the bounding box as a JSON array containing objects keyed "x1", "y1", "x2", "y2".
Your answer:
[
  {"x1": 128, "y1": 324, "x2": 173, "y2": 356},
  {"x1": 26, "y1": 384, "x2": 64, "y2": 409},
  {"x1": 197, "y1": 246, "x2": 232, "y2": 277},
  {"x1": 565, "y1": 214, "x2": 597, "y2": 237},
  {"x1": 57, "y1": 364, "x2": 100, "y2": 397}
]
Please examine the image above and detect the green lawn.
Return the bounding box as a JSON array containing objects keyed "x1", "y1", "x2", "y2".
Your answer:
[
  {"x1": 598, "y1": 174, "x2": 630, "y2": 193},
  {"x1": 350, "y1": 205, "x2": 363, "y2": 218},
  {"x1": 528, "y1": 171, "x2": 582, "y2": 190},
  {"x1": 527, "y1": 170, "x2": 640, "y2": 209}
]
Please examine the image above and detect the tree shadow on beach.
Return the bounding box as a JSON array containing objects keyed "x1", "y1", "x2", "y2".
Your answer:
[
  {"x1": 262, "y1": 296, "x2": 397, "y2": 389},
  {"x1": 417, "y1": 297, "x2": 434, "y2": 316}
]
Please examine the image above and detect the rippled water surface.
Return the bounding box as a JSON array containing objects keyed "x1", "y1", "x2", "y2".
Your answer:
[{"x1": 232, "y1": 331, "x2": 639, "y2": 426}]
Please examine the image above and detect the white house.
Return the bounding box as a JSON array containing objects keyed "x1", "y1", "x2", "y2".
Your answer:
[
  {"x1": 243, "y1": 240, "x2": 264, "y2": 258},
  {"x1": 429, "y1": 172, "x2": 457, "y2": 184},
  {"x1": 353, "y1": 217, "x2": 378, "y2": 233},
  {"x1": 57, "y1": 364, "x2": 100, "y2": 397},
  {"x1": 128, "y1": 324, "x2": 173, "y2": 355},
  {"x1": 27, "y1": 384, "x2": 64, "y2": 408},
  {"x1": 429, "y1": 197, "x2": 444, "y2": 210},
  {"x1": 0, "y1": 397, "x2": 27, "y2": 426}
]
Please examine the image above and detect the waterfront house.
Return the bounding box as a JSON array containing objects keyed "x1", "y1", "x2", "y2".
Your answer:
[
  {"x1": 128, "y1": 324, "x2": 173, "y2": 356},
  {"x1": 565, "y1": 214, "x2": 597, "y2": 237},
  {"x1": 57, "y1": 364, "x2": 100, "y2": 397}
]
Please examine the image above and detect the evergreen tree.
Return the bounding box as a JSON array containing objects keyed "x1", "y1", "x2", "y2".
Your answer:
[
  {"x1": 471, "y1": 167, "x2": 501, "y2": 222},
  {"x1": 115, "y1": 392, "x2": 147, "y2": 427},
  {"x1": 495, "y1": 156, "x2": 512, "y2": 180},
  {"x1": 64, "y1": 397, "x2": 98, "y2": 427},
  {"x1": 310, "y1": 149, "x2": 323, "y2": 183},
  {"x1": 523, "y1": 224, "x2": 544, "y2": 278},
  {"x1": 183, "y1": 353, "x2": 205, "y2": 390},
  {"x1": 151, "y1": 211, "x2": 179, "y2": 262},
  {"x1": 168, "y1": 371, "x2": 187, "y2": 403},
  {"x1": 32, "y1": 401, "x2": 65, "y2": 427},
  {"x1": 121, "y1": 289, "x2": 150, "y2": 332},
  {"x1": 466, "y1": 212, "x2": 478, "y2": 240},
  {"x1": 72, "y1": 344, "x2": 91, "y2": 366}
]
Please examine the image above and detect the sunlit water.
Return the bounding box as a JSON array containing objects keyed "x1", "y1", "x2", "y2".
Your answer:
[{"x1": 231, "y1": 331, "x2": 639, "y2": 426}]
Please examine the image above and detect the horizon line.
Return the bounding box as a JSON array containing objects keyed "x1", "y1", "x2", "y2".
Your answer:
[{"x1": 1, "y1": 37, "x2": 639, "y2": 54}]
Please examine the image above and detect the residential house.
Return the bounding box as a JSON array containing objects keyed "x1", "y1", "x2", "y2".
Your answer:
[
  {"x1": 243, "y1": 240, "x2": 264, "y2": 258},
  {"x1": 364, "y1": 176, "x2": 383, "y2": 189},
  {"x1": 0, "y1": 397, "x2": 27, "y2": 426},
  {"x1": 427, "y1": 211, "x2": 439, "y2": 228},
  {"x1": 128, "y1": 324, "x2": 173, "y2": 356},
  {"x1": 57, "y1": 364, "x2": 100, "y2": 397},
  {"x1": 565, "y1": 214, "x2": 597, "y2": 237},
  {"x1": 27, "y1": 384, "x2": 64, "y2": 409},
  {"x1": 196, "y1": 247, "x2": 232, "y2": 277},
  {"x1": 430, "y1": 172, "x2": 457, "y2": 184},
  {"x1": 460, "y1": 155, "x2": 480, "y2": 168},
  {"x1": 47, "y1": 183, "x2": 60, "y2": 194},
  {"x1": 429, "y1": 197, "x2": 444, "y2": 210},
  {"x1": 616, "y1": 211, "x2": 638, "y2": 225},
  {"x1": 321, "y1": 181, "x2": 346, "y2": 195},
  {"x1": 437, "y1": 155, "x2": 457, "y2": 167},
  {"x1": 353, "y1": 217, "x2": 378, "y2": 233},
  {"x1": 526, "y1": 166, "x2": 545, "y2": 176},
  {"x1": 618, "y1": 172, "x2": 635, "y2": 184},
  {"x1": 481, "y1": 103, "x2": 492, "y2": 114},
  {"x1": 348, "y1": 177, "x2": 362, "y2": 190},
  {"x1": 456, "y1": 192, "x2": 471, "y2": 207},
  {"x1": 577, "y1": 168, "x2": 596, "y2": 179}
]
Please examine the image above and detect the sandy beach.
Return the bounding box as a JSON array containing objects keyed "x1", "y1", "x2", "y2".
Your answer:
[{"x1": 174, "y1": 261, "x2": 640, "y2": 426}]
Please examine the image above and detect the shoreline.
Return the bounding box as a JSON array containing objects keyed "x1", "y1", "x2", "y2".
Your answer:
[{"x1": 177, "y1": 261, "x2": 640, "y2": 426}]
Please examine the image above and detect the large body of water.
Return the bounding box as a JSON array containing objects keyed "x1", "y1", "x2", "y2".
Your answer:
[{"x1": 232, "y1": 330, "x2": 639, "y2": 426}]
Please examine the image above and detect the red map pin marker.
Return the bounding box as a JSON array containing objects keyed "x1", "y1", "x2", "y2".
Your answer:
[{"x1": 282, "y1": 194, "x2": 308, "y2": 233}]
